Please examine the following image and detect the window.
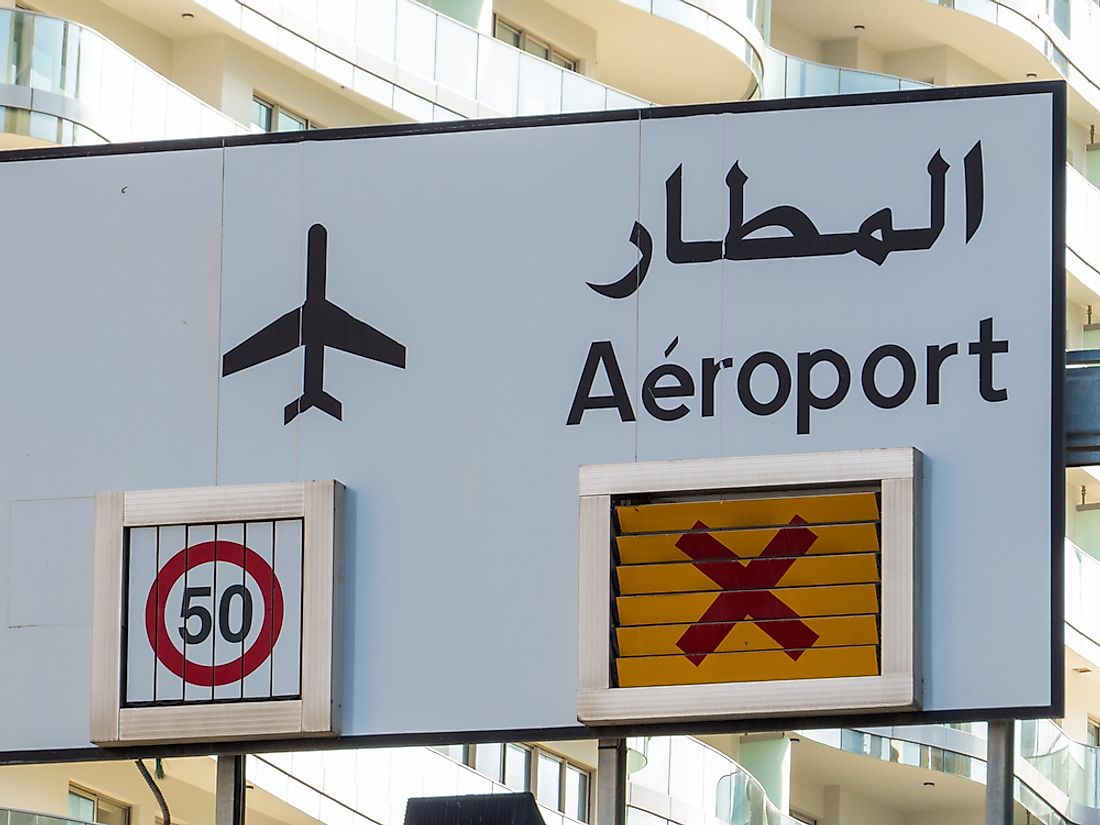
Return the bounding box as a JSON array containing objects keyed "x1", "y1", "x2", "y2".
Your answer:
[
  {"x1": 492, "y1": 16, "x2": 577, "y2": 72},
  {"x1": 68, "y1": 788, "x2": 130, "y2": 825},
  {"x1": 1088, "y1": 718, "x2": 1100, "y2": 747},
  {"x1": 464, "y1": 743, "x2": 590, "y2": 822},
  {"x1": 251, "y1": 95, "x2": 310, "y2": 133},
  {"x1": 430, "y1": 743, "x2": 469, "y2": 762}
]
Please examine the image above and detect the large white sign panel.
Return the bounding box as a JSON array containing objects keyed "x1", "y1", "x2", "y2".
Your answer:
[{"x1": 0, "y1": 83, "x2": 1062, "y2": 758}]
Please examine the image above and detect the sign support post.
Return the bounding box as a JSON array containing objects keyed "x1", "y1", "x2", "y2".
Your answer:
[
  {"x1": 596, "y1": 739, "x2": 626, "y2": 825},
  {"x1": 215, "y1": 754, "x2": 246, "y2": 825},
  {"x1": 984, "y1": 721, "x2": 1014, "y2": 825}
]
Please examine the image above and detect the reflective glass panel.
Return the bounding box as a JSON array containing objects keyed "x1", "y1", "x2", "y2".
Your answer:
[
  {"x1": 276, "y1": 109, "x2": 307, "y2": 131},
  {"x1": 474, "y1": 742, "x2": 503, "y2": 782},
  {"x1": 524, "y1": 35, "x2": 549, "y2": 60},
  {"x1": 495, "y1": 19, "x2": 520, "y2": 47},
  {"x1": 565, "y1": 765, "x2": 589, "y2": 822},
  {"x1": 504, "y1": 743, "x2": 531, "y2": 791},
  {"x1": 95, "y1": 799, "x2": 128, "y2": 825},
  {"x1": 68, "y1": 792, "x2": 95, "y2": 823},
  {"x1": 537, "y1": 752, "x2": 562, "y2": 809},
  {"x1": 251, "y1": 97, "x2": 272, "y2": 131}
]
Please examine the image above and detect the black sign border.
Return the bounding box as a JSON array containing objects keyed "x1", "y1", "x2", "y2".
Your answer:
[{"x1": 0, "y1": 80, "x2": 1065, "y2": 763}]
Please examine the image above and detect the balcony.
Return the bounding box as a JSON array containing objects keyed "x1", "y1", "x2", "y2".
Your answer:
[
  {"x1": 0, "y1": 811, "x2": 92, "y2": 825},
  {"x1": 771, "y1": 0, "x2": 1100, "y2": 126},
  {"x1": 626, "y1": 735, "x2": 802, "y2": 825},
  {"x1": 0, "y1": 8, "x2": 244, "y2": 149},
  {"x1": 193, "y1": 0, "x2": 649, "y2": 121},
  {"x1": 1067, "y1": 164, "x2": 1100, "y2": 304},
  {"x1": 763, "y1": 49, "x2": 932, "y2": 97},
  {"x1": 801, "y1": 719, "x2": 1100, "y2": 824},
  {"x1": 194, "y1": 0, "x2": 765, "y2": 120}
]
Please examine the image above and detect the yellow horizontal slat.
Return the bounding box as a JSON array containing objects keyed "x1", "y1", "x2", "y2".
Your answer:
[
  {"x1": 616, "y1": 584, "x2": 879, "y2": 626},
  {"x1": 615, "y1": 645, "x2": 880, "y2": 687},
  {"x1": 616, "y1": 614, "x2": 880, "y2": 657},
  {"x1": 615, "y1": 553, "x2": 879, "y2": 595},
  {"x1": 617, "y1": 523, "x2": 879, "y2": 564},
  {"x1": 618, "y1": 492, "x2": 879, "y2": 533}
]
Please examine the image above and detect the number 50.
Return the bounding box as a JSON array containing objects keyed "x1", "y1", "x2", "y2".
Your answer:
[{"x1": 178, "y1": 585, "x2": 254, "y2": 645}]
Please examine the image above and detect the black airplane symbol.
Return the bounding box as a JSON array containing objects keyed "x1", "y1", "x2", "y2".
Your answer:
[{"x1": 222, "y1": 223, "x2": 406, "y2": 424}]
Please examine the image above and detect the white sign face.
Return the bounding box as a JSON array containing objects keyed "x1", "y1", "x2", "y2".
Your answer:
[
  {"x1": 0, "y1": 83, "x2": 1063, "y2": 758},
  {"x1": 124, "y1": 520, "x2": 303, "y2": 704}
]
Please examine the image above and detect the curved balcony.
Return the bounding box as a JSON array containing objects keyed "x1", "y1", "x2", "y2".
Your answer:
[
  {"x1": 195, "y1": 0, "x2": 648, "y2": 121},
  {"x1": 763, "y1": 49, "x2": 932, "y2": 97},
  {"x1": 195, "y1": 0, "x2": 763, "y2": 122},
  {"x1": 0, "y1": 8, "x2": 244, "y2": 149},
  {"x1": 801, "y1": 719, "x2": 1100, "y2": 825},
  {"x1": 626, "y1": 736, "x2": 801, "y2": 825},
  {"x1": 547, "y1": 0, "x2": 765, "y2": 103},
  {"x1": 771, "y1": 0, "x2": 1100, "y2": 124}
]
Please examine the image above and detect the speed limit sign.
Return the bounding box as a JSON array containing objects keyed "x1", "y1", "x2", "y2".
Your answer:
[
  {"x1": 125, "y1": 522, "x2": 300, "y2": 702},
  {"x1": 91, "y1": 480, "x2": 342, "y2": 745}
]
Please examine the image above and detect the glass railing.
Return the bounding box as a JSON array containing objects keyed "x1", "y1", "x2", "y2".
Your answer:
[
  {"x1": 627, "y1": 736, "x2": 802, "y2": 825},
  {"x1": 0, "y1": 810, "x2": 98, "y2": 825},
  {"x1": 929, "y1": 0, "x2": 1100, "y2": 114},
  {"x1": 212, "y1": 0, "x2": 649, "y2": 121},
  {"x1": 1067, "y1": 164, "x2": 1100, "y2": 283},
  {"x1": 0, "y1": 8, "x2": 244, "y2": 146},
  {"x1": 1066, "y1": 537, "x2": 1100, "y2": 644},
  {"x1": 807, "y1": 718, "x2": 1100, "y2": 825},
  {"x1": 762, "y1": 49, "x2": 931, "y2": 98}
]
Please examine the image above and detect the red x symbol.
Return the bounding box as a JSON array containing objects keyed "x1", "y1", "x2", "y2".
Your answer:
[{"x1": 675, "y1": 517, "x2": 820, "y2": 665}]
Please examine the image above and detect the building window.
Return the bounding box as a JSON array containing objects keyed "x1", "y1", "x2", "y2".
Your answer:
[
  {"x1": 68, "y1": 787, "x2": 130, "y2": 825},
  {"x1": 492, "y1": 16, "x2": 577, "y2": 72},
  {"x1": 251, "y1": 95, "x2": 310, "y2": 133},
  {"x1": 458, "y1": 743, "x2": 591, "y2": 822},
  {"x1": 1088, "y1": 718, "x2": 1100, "y2": 747}
]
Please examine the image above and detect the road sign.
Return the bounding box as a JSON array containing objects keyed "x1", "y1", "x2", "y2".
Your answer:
[
  {"x1": 90, "y1": 482, "x2": 340, "y2": 746},
  {"x1": 129, "y1": 532, "x2": 294, "y2": 699},
  {"x1": 0, "y1": 82, "x2": 1063, "y2": 758}
]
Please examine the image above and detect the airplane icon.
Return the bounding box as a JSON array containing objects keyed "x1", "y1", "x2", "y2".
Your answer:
[{"x1": 222, "y1": 223, "x2": 407, "y2": 424}]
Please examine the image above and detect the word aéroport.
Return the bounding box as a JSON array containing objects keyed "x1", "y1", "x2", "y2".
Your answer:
[{"x1": 566, "y1": 316, "x2": 1009, "y2": 434}]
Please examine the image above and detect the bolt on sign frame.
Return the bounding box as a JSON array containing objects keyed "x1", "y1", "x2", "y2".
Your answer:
[
  {"x1": 578, "y1": 449, "x2": 919, "y2": 724},
  {"x1": 90, "y1": 481, "x2": 343, "y2": 745}
]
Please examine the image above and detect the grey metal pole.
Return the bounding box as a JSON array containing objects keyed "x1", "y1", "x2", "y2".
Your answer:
[
  {"x1": 215, "y1": 754, "x2": 246, "y2": 825},
  {"x1": 985, "y1": 721, "x2": 1015, "y2": 825},
  {"x1": 597, "y1": 739, "x2": 627, "y2": 825}
]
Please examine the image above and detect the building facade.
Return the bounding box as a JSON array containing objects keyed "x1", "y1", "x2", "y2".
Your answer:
[{"x1": 0, "y1": 1, "x2": 1096, "y2": 825}]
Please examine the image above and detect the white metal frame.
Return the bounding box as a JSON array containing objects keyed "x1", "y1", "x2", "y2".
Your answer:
[
  {"x1": 577, "y1": 448, "x2": 921, "y2": 725},
  {"x1": 90, "y1": 480, "x2": 344, "y2": 746}
]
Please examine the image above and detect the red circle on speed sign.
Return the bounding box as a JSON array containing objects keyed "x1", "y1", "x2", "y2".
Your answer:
[{"x1": 145, "y1": 541, "x2": 285, "y2": 686}]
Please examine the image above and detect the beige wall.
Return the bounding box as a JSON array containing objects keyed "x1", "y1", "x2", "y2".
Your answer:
[
  {"x1": 769, "y1": 15, "x2": 822, "y2": 63},
  {"x1": 821, "y1": 37, "x2": 884, "y2": 74},
  {"x1": 170, "y1": 32, "x2": 393, "y2": 129},
  {"x1": 903, "y1": 809, "x2": 982, "y2": 825},
  {"x1": 822, "y1": 784, "x2": 902, "y2": 825},
  {"x1": 491, "y1": 0, "x2": 597, "y2": 72},
  {"x1": 0, "y1": 758, "x2": 317, "y2": 825}
]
